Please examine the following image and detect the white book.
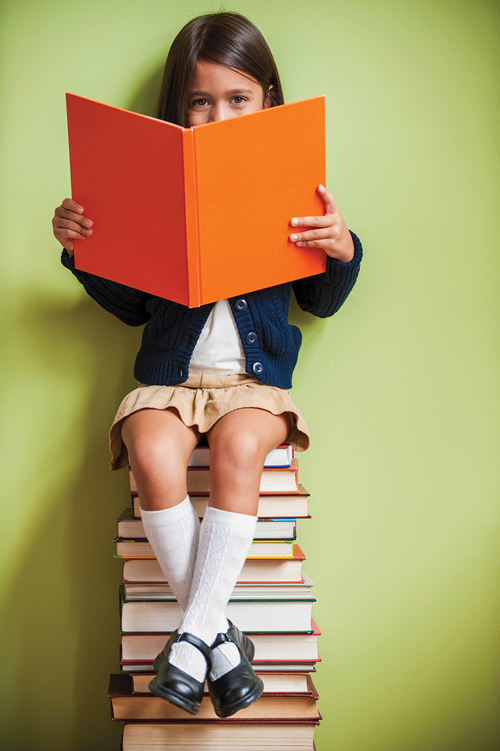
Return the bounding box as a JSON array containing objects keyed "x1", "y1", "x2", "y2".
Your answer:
[
  {"x1": 121, "y1": 624, "x2": 320, "y2": 663},
  {"x1": 121, "y1": 598, "x2": 314, "y2": 633}
]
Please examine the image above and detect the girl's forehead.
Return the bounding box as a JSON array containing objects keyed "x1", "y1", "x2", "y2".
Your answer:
[{"x1": 189, "y1": 59, "x2": 261, "y2": 93}]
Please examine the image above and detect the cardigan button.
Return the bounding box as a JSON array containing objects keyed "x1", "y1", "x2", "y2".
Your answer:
[
  {"x1": 252, "y1": 362, "x2": 264, "y2": 375},
  {"x1": 245, "y1": 331, "x2": 257, "y2": 345},
  {"x1": 234, "y1": 298, "x2": 248, "y2": 312}
]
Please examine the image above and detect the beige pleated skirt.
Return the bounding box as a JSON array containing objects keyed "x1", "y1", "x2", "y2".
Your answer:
[{"x1": 109, "y1": 373, "x2": 311, "y2": 470}]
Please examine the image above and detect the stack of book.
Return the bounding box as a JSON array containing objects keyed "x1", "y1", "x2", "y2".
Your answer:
[{"x1": 110, "y1": 444, "x2": 321, "y2": 750}]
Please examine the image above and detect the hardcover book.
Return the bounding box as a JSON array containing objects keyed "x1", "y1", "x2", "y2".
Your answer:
[
  {"x1": 66, "y1": 93, "x2": 326, "y2": 307},
  {"x1": 121, "y1": 722, "x2": 319, "y2": 750},
  {"x1": 108, "y1": 672, "x2": 320, "y2": 721},
  {"x1": 118, "y1": 508, "x2": 297, "y2": 540},
  {"x1": 131, "y1": 486, "x2": 310, "y2": 519},
  {"x1": 129, "y1": 458, "x2": 300, "y2": 495},
  {"x1": 115, "y1": 538, "x2": 295, "y2": 559},
  {"x1": 120, "y1": 619, "x2": 321, "y2": 665},
  {"x1": 120, "y1": 587, "x2": 314, "y2": 633},
  {"x1": 121, "y1": 545, "x2": 306, "y2": 582}
]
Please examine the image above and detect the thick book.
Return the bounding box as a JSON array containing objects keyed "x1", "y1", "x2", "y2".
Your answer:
[
  {"x1": 129, "y1": 672, "x2": 314, "y2": 694},
  {"x1": 120, "y1": 587, "x2": 314, "y2": 633},
  {"x1": 108, "y1": 672, "x2": 320, "y2": 722},
  {"x1": 121, "y1": 659, "x2": 318, "y2": 673},
  {"x1": 123, "y1": 574, "x2": 313, "y2": 601},
  {"x1": 129, "y1": 458, "x2": 300, "y2": 495},
  {"x1": 187, "y1": 443, "x2": 294, "y2": 468},
  {"x1": 116, "y1": 538, "x2": 295, "y2": 559},
  {"x1": 66, "y1": 93, "x2": 326, "y2": 307},
  {"x1": 122, "y1": 545, "x2": 306, "y2": 583},
  {"x1": 122, "y1": 722, "x2": 319, "y2": 749},
  {"x1": 131, "y1": 486, "x2": 310, "y2": 519},
  {"x1": 118, "y1": 508, "x2": 297, "y2": 541},
  {"x1": 121, "y1": 620, "x2": 321, "y2": 666}
]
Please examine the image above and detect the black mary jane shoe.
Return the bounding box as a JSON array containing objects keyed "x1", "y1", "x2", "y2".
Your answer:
[
  {"x1": 148, "y1": 631, "x2": 212, "y2": 715},
  {"x1": 208, "y1": 622, "x2": 264, "y2": 718}
]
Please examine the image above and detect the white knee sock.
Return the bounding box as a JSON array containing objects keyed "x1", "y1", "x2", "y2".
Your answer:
[
  {"x1": 169, "y1": 506, "x2": 257, "y2": 682},
  {"x1": 140, "y1": 496, "x2": 199, "y2": 612}
]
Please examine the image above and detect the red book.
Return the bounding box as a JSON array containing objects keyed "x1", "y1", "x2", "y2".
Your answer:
[{"x1": 66, "y1": 93, "x2": 326, "y2": 307}]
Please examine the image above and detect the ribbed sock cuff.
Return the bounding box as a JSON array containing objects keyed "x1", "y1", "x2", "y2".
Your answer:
[
  {"x1": 141, "y1": 495, "x2": 193, "y2": 527},
  {"x1": 204, "y1": 505, "x2": 257, "y2": 529}
]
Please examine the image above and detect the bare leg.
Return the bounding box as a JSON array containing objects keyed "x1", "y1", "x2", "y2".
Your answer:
[
  {"x1": 122, "y1": 408, "x2": 201, "y2": 510},
  {"x1": 207, "y1": 408, "x2": 290, "y2": 514},
  {"x1": 121, "y1": 408, "x2": 202, "y2": 612}
]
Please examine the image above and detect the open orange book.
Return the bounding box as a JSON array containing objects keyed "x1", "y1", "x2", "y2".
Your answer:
[{"x1": 66, "y1": 93, "x2": 326, "y2": 307}]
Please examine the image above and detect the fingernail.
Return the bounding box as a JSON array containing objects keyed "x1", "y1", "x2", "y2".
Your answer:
[
  {"x1": 319, "y1": 184, "x2": 325, "y2": 191},
  {"x1": 84, "y1": 220, "x2": 93, "y2": 227},
  {"x1": 291, "y1": 218, "x2": 298, "y2": 226},
  {"x1": 290, "y1": 234, "x2": 298, "y2": 242},
  {"x1": 84, "y1": 229, "x2": 93, "y2": 235},
  {"x1": 297, "y1": 242, "x2": 303, "y2": 246}
]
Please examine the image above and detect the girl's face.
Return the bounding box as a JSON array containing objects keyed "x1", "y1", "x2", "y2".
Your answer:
[{"x1": 187, "y1": 59, "x2": 269, "y2": 126}]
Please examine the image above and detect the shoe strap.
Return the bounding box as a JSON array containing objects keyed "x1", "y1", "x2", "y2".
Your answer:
[
  {"x1": 177, "y1": 632, "x2": 213, "y2": 671},
  {"x1": 211, "y1": 631, "x2": 234, "y2": 650}
]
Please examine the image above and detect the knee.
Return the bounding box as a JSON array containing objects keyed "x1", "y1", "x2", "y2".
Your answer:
[
  {"x1": 211, "y1": 430, "x2": 266, "y2": 474},
  {"x1": 126, "y1": 433, "x2": 184, "y2": 482}
]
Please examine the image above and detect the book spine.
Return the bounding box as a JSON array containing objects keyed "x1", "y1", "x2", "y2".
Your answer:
[{"x1": 182, "y1": 128, "x2": 201, "y2": 308}]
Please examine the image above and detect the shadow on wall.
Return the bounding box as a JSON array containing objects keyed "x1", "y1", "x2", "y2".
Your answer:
[
  {"x1": 0, "y1": 293, "x2": 140, "y2": 751},
  {"x1": 0, "y1": 72, "x2": 165, "y2": 750}
]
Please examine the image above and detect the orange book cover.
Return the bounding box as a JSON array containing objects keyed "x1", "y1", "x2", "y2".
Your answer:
[{"x1": 66, "y1": 93, "x2": 326, "y2": 307}]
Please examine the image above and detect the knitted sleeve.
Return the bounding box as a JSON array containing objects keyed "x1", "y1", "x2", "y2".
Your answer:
[
  {"x1": 61, "y1": 250, "x2": 152, "y2": 326},
  {"x1": 292, "y1": 231, "x2": 363, "y2": 318}
]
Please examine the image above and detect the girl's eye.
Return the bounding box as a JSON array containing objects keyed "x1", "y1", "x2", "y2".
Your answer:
[
  {"x1": 191, "y1": 98, "x2": 208, "y2": 107},
  {"x1": 231, "y1": 96, "x2": 245, "y2": 104}
]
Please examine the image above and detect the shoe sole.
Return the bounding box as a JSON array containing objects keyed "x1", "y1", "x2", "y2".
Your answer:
[
  {"x1": 148, "y1": 677, "x2": 201, "y2": 715},
  {"x1": 212, "y1": 675, "x2": 265, "y2": 719}
]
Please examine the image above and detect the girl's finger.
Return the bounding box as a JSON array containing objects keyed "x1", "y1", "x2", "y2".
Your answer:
[
  {"x1": 55, "y1": 217, "x2": 93, "y2": 236},
  {"x1": 294, "y1": 238, "x2": 338, "y2": 254},
  {"x1": 56, "y1": 207, "x2": 93, "y2": 228},
  {"x1": 290, "y1": 227, "x2": 332, "y2": 244},
  {"x1": 61, "y1": 197, "x2": 85, "y2": 214},
  {"x1": 291, "y1": 215, "x2": 332, "y2": 229},
  {"x1": 318, "y1": 184, "x2": 338, "y2": 214},
  {"x1": 55, "y1": 228, "x2": 89, "y2": 241}
]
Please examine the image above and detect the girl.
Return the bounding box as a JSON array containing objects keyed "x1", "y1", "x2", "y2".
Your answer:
[{"x1": 52, "y1": 11, "x2": 362, "y2": 719}]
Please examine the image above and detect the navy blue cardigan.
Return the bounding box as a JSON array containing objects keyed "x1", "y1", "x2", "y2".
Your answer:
[{"x1": 61, "y1": 232, "x2": 362, "y2": 389}]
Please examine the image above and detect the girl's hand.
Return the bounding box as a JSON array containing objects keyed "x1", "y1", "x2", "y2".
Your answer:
[
  {"x1": 289, "y1": 184, "x2": 354, "y2": 263},
  {"x1": 52, "y1": 198, "x2": 93, "y2": 256}
]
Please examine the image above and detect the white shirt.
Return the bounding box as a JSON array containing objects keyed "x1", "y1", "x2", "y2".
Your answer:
[{"x1": 189, "y1": 299, "x2": 246, "y2": 375}]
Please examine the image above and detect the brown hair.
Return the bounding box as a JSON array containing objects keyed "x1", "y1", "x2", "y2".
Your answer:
[{"x1": 156, "y1": 12, "x2": 284, "y2": 126}]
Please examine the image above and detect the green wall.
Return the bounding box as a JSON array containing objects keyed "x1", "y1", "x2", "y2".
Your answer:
[{"x1": 1, "y1": 1, "x2": 499, "y2": 749}]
